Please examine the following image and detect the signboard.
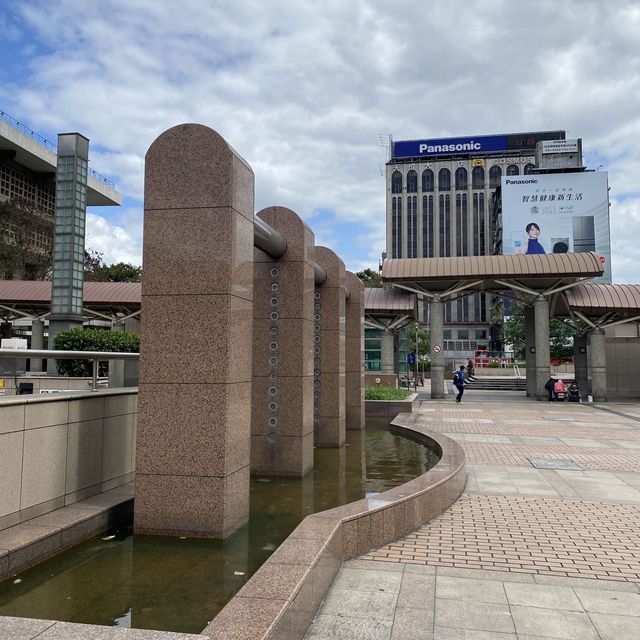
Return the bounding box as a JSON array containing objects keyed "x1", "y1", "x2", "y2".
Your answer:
[
  {"x1": 392, "y1": 131, "x2": 564, "y2": 159},
  {"x1": 501, "y1": 172, "x2": 611, "y2": 282},
  {"x1": 541, "y1": 139, "x2": 578, "y2": 154},
  {"x1": 432, "y1": 345, "x2": 442, "y2": 353},
  {"x1": 408, "y1": 352, "x2": 416, "y2": 365}
]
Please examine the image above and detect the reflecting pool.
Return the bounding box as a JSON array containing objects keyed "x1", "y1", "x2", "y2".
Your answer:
[{"x1": 0, "y1": 422, "x2": 438, "y2": 633}]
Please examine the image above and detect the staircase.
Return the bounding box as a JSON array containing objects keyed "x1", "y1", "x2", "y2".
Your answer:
[
  {"x1": 465, "y1": 376, "x2": 576, "y2": 392},
  {"x1": 465, "y1": 377, "x2": 526, "y2": 391}
]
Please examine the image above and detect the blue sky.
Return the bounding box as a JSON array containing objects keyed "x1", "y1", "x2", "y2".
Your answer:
[{"x1": 1, "y1": 1, "x2": 639, "y2": 281}]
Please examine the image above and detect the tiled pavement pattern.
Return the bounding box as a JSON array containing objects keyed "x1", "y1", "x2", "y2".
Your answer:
[
  {"x1": 366, "y1": 495, "x2": 640, "y2": 580},
  {"x1": 306, "y1": 401, "x2": 640, "y2": 639}
]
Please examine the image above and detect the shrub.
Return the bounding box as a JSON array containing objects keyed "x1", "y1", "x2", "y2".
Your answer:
[
  {"x1": 365, "y1": 385, "x2": 410, "y2": 400},
  {"x1": 53, "y1": 328, "x2": 139, "y2": 377}
]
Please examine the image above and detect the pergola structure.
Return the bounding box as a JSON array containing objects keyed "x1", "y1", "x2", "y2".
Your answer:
[
  {"x1": 363, "y1": 287, "x2": 416, "y2": 376},
  {"x1": 382, "y1": 252, "x2": 604, "y2": 400}
]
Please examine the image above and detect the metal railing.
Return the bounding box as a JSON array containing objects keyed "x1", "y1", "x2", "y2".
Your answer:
[
  {"x1": 0, "y1": 348, "x2": 138, "y2": 392},
  {"x1": 0, "y1": 110, "x2": 116, "y2": 189}
]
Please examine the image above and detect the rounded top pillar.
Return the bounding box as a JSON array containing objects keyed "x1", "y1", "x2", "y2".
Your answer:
[{"x1": 145, "y1": 123, "x2": 254, "y2": 219}]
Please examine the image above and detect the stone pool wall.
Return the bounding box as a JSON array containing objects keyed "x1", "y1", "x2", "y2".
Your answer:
[
  {"x1": 0, "y1": 389, "x2": 137, "y2": 532},
  {"x1": 202, "y1": 417, "x2": 466, "y2": 639}
]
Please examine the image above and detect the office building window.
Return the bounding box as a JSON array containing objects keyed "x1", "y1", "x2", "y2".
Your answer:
[
  {"x1": 392, "y1": 197, "x2": 402, "y2": 258},
  {"x1": 422, "y1": 195, "x2": 434, "y2": 257},
  {"x1": 438, "y1": 168, "x2": 451, "y2": 191},
  {"x1": 408, "y1": 196, "x2": 417, "y2": 258},
  {"x1": 422, "y1": 169, "x2": 434, "y2": 192},
  {"x1": 407, "y1": 170, "x2": 418, "y2": 193},
  {"x1": 455, "y1": 167, "x2": 467, "y2": 190},
  {"x1": 392, "y1": 170, "x2": 402, "y2": 194},
  {"x1": 489, "y1": 165, "x2": 502, "y2": 188},
  {"x1": 443, "y1": 329, "x2": 452, "y2": 340},
  {"x1": 524, "y1": 163, "x2": 535, "y2": 175},
  {"x1": 475, "y1": 329, "x2": 487, "y2": 340},
  {"x1": 472, "y1": 166, "x2": 484, "y2": 189},
  {"x1": 445, "y1": 301, "x2": 452, "y2": 323},
  {"x1": 456, "y1": 193, "x2": 469, "y2": 256},
  {"x1": 472, "y1": 192, "x2": 486, "y2": 255},
  {"x1": 458, "y1": 329, "x2": 469, "y2": 340},
  {"x1": 507, "y1": 164, "x2": 519, "y2": 176},
  {"x1": 439, "y1": 193, "x2": 451, "y2": 257}
]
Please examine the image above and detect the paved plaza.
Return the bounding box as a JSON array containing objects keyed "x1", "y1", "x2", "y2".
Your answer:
[{"x1": 306, "y1": 398, "x2": 640, "y2": 639}]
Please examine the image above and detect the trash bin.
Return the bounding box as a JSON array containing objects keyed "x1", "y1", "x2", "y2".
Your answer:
[{"x1": 18, "y1": 382, "x2": 34, "y2": 395}]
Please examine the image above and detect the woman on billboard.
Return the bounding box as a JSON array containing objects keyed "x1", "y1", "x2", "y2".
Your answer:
[{"x1": 520, "y1": 222, "x2": 545, "y2": 254}]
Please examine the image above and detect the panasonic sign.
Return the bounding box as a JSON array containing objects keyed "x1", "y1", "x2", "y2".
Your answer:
[
  {"x1": 392, "y1": 131, "x2": 566, "y2": 159},
  {"x1": 418, "y1": 141, "x2": 482, "y2": 154},
  {"x1": 505, "y1": 179, "x2": 538, "y2": 185}
]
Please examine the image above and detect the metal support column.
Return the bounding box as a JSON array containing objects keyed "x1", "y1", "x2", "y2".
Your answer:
[{"x1": 573, "y1": 334, "x2": 589, "y2": 397}]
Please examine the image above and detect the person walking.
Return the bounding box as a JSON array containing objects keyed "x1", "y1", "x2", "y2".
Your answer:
[{"x1": 453, "y1": 365, "x2": 466, "y2": 403}]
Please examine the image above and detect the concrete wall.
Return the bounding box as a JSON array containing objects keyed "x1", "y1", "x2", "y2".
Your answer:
[{"x1": 0, "y1": 389, "x2": 137, "y2": 531}]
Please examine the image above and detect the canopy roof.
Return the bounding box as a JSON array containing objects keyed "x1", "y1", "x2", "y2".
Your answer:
[
  {"x1": 0, "y1": 280, "x2": 141, "y2": 321},
  {"x1": 364, "y1": 287, "x2": 416, "y2": 331},
  {"x1": 382, "y1": 253, "x2": 604, "y2": 296}
]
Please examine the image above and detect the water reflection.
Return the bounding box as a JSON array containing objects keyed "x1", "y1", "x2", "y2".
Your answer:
[{"x1": 0, "y1": 423, "x2": 438, "y2": 633}]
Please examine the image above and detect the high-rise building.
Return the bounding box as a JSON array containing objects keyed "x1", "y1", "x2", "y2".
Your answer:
[{"x1": 385, "y1": 130, "x2": 565, "y2": 352}]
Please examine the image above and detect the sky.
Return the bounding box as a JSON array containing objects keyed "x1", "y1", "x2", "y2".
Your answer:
[{"x1": 1, "y1": 0, "x2": 639, "y2": 281}]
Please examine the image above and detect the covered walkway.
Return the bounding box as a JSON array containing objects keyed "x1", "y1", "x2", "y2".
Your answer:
[{"x1": 382, "y1": 253, "x2": 607, "y2": 401}]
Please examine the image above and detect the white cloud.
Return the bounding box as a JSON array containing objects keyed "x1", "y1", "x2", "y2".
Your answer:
[
  {"x1": 1, "y1": 0, "x2": 639, "y2": 276},
  {"x1": 85, "y1": 210, "x2": 142, "y2": 266}
]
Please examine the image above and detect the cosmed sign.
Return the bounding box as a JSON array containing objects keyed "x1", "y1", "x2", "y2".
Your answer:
[{"x1": 501, "y1": 172, "x2": 611, "y2": 283}]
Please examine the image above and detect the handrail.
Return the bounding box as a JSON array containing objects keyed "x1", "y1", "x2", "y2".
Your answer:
[
  {"x1": 0, "y1": 110, "x2": 115, "y2": 189},
  {"x1": 0, "y1": 349, "x2": 138, "y2": 392}
]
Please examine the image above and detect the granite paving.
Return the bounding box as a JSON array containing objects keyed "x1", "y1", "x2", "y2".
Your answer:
[{"x1": 306, "y1": 399, "x2": 640, "y2": 639}]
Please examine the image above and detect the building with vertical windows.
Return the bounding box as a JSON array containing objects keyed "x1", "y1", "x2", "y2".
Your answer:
[
  {"x1": 385, "y1": 130, "x2": 565, "y2": 354},
  {"x1": 0, "y1": 111, "x2": 121, "y2": 279}
]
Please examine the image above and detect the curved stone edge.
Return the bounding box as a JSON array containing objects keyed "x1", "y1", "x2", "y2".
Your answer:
[{"x1": 202, "y1": 412, "x2": 466, "y2": 640}]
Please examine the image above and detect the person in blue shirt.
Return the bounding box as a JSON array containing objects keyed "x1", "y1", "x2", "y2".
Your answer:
[
  {"x1": 453, "y1": 365, "x2": 466, "y2": 403},
  {"x1": 524, "y1": 222, "x2": 545, "y2": 254}
]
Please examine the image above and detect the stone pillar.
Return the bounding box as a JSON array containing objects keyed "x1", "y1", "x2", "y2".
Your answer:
[
  {"x1": 573, "y1": 334, "x2": 589, "y2": 396},
  {"x1": 135, "y1": 124, "x2": 254, "y2": 538},
  {"x1": 30, "y1": 319, "x2": 44, "y2": 373},
  {"x1": 251, "y1": 206, "x2": 315, "y2": 476},
  {"x1": 430, "y1": 297, "x2": 445, "y2": 399},
  {"x1": 380, "y1": 332, "x2": 395, "y2": 374},
  {"x1": 534, "y1": 295, "x2": 551, "y2": 401},
  {"x1": 345, "y1": 272, "x2": 365, "y2": 431},
  {"x1": 314, "y1": 247, "x2": 346, "y2": 447},
  {"x1": 108, "y1": 321, "x2": 126, "y2": 389},
  {"x1": 589, "y1": 329, "x2": 607, "y2": 402},
  {"x1": 524, "y1": 305, "x2": 536, "y2": 398}
]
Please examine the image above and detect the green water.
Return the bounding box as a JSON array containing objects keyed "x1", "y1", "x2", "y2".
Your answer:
[{"x1": 0, "y1": 423, "x2": 438, "y2": 633}]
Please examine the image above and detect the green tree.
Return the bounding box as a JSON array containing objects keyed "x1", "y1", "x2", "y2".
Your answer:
[
  {"x1": 53, "y1": 327, "x2": 139, "y2": 376},
  {"x1": 504, "y1": 301, "x2": 575, "y2": 362},
  {"x1": 84, "y1": 249, "x2": 142, "y2": 282},
  {"x1": 356, "y1": 268, "x2": 384, "y2": 288}
]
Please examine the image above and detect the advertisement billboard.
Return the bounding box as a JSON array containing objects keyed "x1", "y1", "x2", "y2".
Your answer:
[
  {"x1": 501, "y1": 172, "x2": 611, "y2": 282},
  {"x1": 392, "y1": 131, "x2": 564, "y2": 159}
]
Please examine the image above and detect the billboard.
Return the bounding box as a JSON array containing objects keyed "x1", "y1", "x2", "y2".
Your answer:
[
  {"x1": 501, "y1": 172, "x2": 611, "y2": 283},
  {"x1": 392, "y1": 131, "x2": 564, "y2": 159}
]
